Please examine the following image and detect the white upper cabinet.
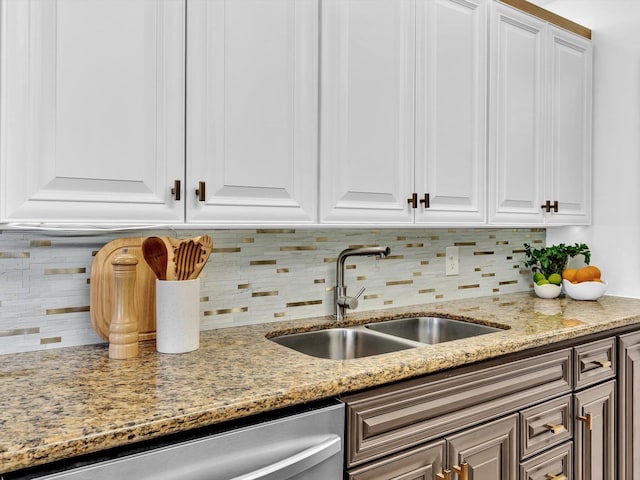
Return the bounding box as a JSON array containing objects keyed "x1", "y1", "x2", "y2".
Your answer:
[
  {"x1": 415, "y1": 0, "x2": 487, "y2": 224},
  {"x1": 320, "y1": 0, "x2": 487, "y2": 226},
  {"x1": 546, "y1": 26, "x2": 592, "y2": 225},
  {"x1": 319, "y1": 0, "x2": 415, "y2": 224},
  {"x1": 0, "y1": 0, "x2": 185, "y2": 225},
  {"x1": 488, "y1": 2, "x2": 592, "y2": 226},
  {"x1": 186, "y1": 0, "x2": 318, "y2": 225}
]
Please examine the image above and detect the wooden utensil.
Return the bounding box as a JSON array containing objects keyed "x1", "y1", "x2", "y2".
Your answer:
[
  {"x1": 142, "y1": 237, "x2": 168, "y2": 280},
  {"x1": 190, "y1": 235, "x2": 213, "y2": 280},
  {"x1": 173, "y1": 239, "x2": 200, "y2": 280},
  {"x1": 170, "y1": 235, "x2": 212, "y2": 280}
]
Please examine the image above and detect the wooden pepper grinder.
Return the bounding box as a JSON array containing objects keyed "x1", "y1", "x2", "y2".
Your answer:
[{"x1": 109, "y1": 250, "x2": 139, "y2": 359}]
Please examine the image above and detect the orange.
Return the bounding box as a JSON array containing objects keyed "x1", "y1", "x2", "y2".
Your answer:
[
  {"x1": 575, "y1": 265, "x2": 602, "y2": 283},
  {"x1": 562, "y1": 269, "x2": 577, "y2": 282}
]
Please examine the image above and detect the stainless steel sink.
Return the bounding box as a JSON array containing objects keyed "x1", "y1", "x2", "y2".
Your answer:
[
  {"x1": 270, "y1": 328, "x2": 418, "y2": 360},
  {"x1": 365, "y1": 316, "x2": 503, "y2": 344}
]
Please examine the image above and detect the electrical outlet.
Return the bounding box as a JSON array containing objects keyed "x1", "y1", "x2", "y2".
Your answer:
[{"x1": 446, "y1": 246, "x2": 459, "y2": 276}]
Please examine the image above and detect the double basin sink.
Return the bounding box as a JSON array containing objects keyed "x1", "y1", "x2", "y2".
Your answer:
[{"x1": 270, "y1": 316, "x2": 505, "y2": 360}]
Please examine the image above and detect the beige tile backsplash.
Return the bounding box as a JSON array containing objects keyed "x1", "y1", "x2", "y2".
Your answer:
[{"x1": 0, "y1": 227, "x2": 544, "y2": 354}]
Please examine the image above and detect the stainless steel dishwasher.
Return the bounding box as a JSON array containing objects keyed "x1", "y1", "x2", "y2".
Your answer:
[{"x1": 24, "y1": 400, "x2": 344, "y2": 480}]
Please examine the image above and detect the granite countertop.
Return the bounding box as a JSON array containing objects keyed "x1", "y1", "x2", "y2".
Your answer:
[{"x1": 3, "y1": 291, "x2": 640, "y2": 474}]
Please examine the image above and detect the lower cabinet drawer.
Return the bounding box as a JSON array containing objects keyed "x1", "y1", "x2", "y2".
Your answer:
[
  {"x1": 347, "y1": 440, "x2": 445, "y2": 480},
  {"x1": 574, "y1": 337, "x2": 616, "y2": 389},
  {"x1": 520, "y1": 442, "x2": 573, "y2": 480},
  {"x1": 520, "y1": 394, "x2": 573, "y2": 459}
]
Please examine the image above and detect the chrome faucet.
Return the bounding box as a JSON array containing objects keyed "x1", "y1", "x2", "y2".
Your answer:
[{"x1": 335, "y1": 246, "x2": 391, "y2": 321}]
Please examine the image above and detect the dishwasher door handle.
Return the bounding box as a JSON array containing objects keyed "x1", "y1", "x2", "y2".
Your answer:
[{"x1": 231, "y1": 434, "x2": 341, "y2": 480}]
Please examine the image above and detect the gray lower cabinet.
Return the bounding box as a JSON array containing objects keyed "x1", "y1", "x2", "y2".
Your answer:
[
  {"x1": 342, "y1": 332, "x2": 627, "y2": 480},
  {"x1": 520, "y1": 442, "x2": 573, "y2": 480},
  {"x1": 446, "y1": 414, "x2": 518, "y2": 479},
  {"x1": 346, "y1": 415, "x2": 518, "y2": 480},
  {"x1": 574, "y1": 380, "x2": 616, "y2": 479},
  {"x1": 347, "y1": 441, "x2": 445, "y2": 480},
  {"x1": 618, "y1": 331, "x2": 640, "y2": 480}
]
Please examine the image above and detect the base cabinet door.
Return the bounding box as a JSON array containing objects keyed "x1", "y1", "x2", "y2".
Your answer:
[
  {"x1": 618, "y1": 332, "x2": 640, "y2": 480},
  {"x1": 446, "y1": 414, "x2": 518, "y2": 480},
  {"x1": 347, "y1": 441, "x2": 445, "y2": 480},
  {"x1": 574, "y1": 380, "x2": 616, "y2": 480}
]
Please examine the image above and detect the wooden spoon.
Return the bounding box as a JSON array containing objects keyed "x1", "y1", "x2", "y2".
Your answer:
[{"x1": 141, "y1": 237, "x2": 168, "y2": 280}]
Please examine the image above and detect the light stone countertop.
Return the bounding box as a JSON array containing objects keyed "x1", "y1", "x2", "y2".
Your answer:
[{"x1": 3, "y1": 291, "x2": 640, "y2": 474}]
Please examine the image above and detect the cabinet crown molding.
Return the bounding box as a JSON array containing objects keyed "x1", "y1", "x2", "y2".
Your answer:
[{"x1": 499, "y1": 0, "x2": 592, "y2": 39}]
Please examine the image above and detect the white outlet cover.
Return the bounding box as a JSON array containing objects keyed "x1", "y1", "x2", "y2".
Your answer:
[{"x1": 446, "y1": 246, "x2": 459, "y2": 276}]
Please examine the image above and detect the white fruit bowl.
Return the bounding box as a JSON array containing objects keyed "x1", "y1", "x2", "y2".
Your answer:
[
  {"x1": 534, "y1": 283, "x2": 562, "y2": 299},
  {"x1": 563, "y1": 279, "x2": 608, "y2": 301}
]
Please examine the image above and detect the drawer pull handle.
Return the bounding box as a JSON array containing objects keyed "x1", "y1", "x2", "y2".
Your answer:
[
  {"x1": 453, "y1": 463, "x2": 469, "y2": 480},
  {"x1": 578, "y1": 412, "x2": 593, "y2": 430},
  {"x1": 436, "y1": 470, "x2": 452, "y2": 480},
  {"x1": 545, "y1": 423, "x2": 566, "y2": 434},
  {"x1": 545, "y1": 474, "x2": 567, "y2": 480},
  {"x1": 596, "y1": 360, "x2": 612, "y2": 368}
]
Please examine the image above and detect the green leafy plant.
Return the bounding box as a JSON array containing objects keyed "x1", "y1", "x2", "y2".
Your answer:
[{"x1": 523, "y1": 242, "x2": 591, "y2": 278}]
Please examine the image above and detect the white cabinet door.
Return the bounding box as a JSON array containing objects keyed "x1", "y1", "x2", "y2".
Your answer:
[
  {"x1": 488, "y1": 3, "x2": 592, "y2": 226},
  {"x1": 415, "y1": 0, "x2": 487, "y2": 225},
  {"x1": 186, "y1": 0, "x2": 318, "y2": 225},
  {"x1": 1, "y1": 0, "x2": 185, "y2": 225},
  {"x1": 488, "y1": 2, "x2": 546, "y2": 225},
  {"x1": 319, "y1": 0, "x2": 415, "y2": 225},
  {"x1": 546, "y1": 26, "x2": 592, "y2": 225}
]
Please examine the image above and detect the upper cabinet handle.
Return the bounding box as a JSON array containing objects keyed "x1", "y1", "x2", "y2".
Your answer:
[
  {"x1": 171, "y1": 179, "x2": 181, "y2": 201},
  {"x1": 407, "y1": 193, "x2": 418, "y2": 209},
  {"x1": 420, "y1": 193, "x2": 430, "y2": 209},
  {"x1": 195, "y1": 181, "x2": 206, "y2": 202}
]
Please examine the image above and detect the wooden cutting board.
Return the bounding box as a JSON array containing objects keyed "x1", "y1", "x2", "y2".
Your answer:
[{"x1": 90, "y1": 237, "x2": 157, "y2": 342}]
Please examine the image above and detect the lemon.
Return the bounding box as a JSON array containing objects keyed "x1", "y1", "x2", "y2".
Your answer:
[
  {"x1": 548, "y1": 273, "x2": 562, "y2": 286},
  {"x1": 533, "y1": 272, "x2": 546, "y2": 283}
]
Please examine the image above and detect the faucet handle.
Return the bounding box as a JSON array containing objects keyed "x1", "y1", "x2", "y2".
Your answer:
[
  {"x1": 354, "y1": 286, "x2": 366, "y2": 300},
  {"x1": 345, "y1": 287, "x2": 366, "y2": 310}
]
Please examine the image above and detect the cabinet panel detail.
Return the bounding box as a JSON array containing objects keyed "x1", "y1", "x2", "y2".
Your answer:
[
  {"x1": 617, "y1": 332, "x2": 640, "y2": 480},
  {"x1": 574, "y1": 338, "x2": 616, "y2": 390},
  {"x1": 343, "y1": 348, "x2": 571, "y2": 467},
  {"x1": 1, "y1": 0, "x2": 185, "y2": 224},
  {"x1": 414, "y1": 0, "x2": 486, "y2": 224},
  {"x1": 519, "y1": 394, "x2": 572, "y2": 459},
  {"x1": 488, "y1": 4, "x2": 546, "y2": 223},
  {"x1": 347, "y1": 440, "x2": 445, "y2": 480},
  {"x1": 519, "y1": 441, "x2": 573, "y2": 480},
  {"x1": 187, "y1": 0, "x2": 318, "y2": 224},
  {"x1": 319, "y1": 0, "x2": 415, "y2": 224},
  {"x1": 574, "y1": 380, "x2": 616, "y2": 480},
  {"x1": 447, "y1": 414, "x2": 517, "y2": 480}
]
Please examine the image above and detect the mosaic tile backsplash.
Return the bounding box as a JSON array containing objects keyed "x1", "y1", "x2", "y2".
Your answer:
[{"x1": 0, "y1": 227, "x2": 544, "y2": 354}]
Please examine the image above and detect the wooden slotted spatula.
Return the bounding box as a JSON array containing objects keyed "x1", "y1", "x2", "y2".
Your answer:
[
  {"x1": 167, "y1": 235, "x2": 213, "y2": 280},
  {"x1": 189, "y1": 235, "x2": 213, "y2": 280},
  {"x1": 173, "y1": 239, "x2": 201, "y2": 280}
]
